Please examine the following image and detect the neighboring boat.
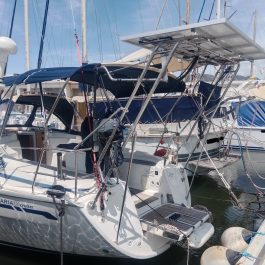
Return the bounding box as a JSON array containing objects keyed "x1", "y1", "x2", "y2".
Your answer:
[
  {"x1": 223, "y1": 94, "x2": 265, "y2": 153},
  {"x1": 93, "y1": 83, "x2": 235, "y2": 177},
  {"x1": 1, "y1": 18, "x2": 265, "y2": 259}
]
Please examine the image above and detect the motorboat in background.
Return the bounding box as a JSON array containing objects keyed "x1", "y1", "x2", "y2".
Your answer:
[{"x1": 1, "y1": 18, "x2": 265, "y2": 259}]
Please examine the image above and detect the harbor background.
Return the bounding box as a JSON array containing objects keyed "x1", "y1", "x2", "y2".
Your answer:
[{"x1": 0, "y1": 151, "x2": 262, "y2": 265}]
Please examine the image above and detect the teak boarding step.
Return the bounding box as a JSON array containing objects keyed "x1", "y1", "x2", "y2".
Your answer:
[{"x1": 140, "y1": 203, "x2": 210, "y2": 242}]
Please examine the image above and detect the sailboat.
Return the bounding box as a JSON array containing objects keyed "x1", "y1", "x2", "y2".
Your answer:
[
  {"x1": 97, "y1": 0, "x2": 239, "y2": 178},
  {"x1": 1, "y1": 18, "x2": 265, "y2": 259}
]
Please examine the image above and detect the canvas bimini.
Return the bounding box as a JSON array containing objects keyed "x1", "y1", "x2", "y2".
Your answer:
[{"x1": 1, "y1": 18, "x2": 265, "y2": 259}]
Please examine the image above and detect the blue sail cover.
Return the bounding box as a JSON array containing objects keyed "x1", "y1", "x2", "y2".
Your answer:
[
  {"x1": 232, "y1": 100, "x2": 265, "y2": 127},
  {"x1": 198, "y1": 81, "x2": 222, "y2": 111},
  {"x1": 93, "y1": 96, "x2": 200, "y2": 123}
]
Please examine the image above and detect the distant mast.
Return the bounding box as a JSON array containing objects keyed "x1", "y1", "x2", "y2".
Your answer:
[
  {"x1": 24, "y1": 0, "x2": 30, "y2": 71},
  {"x1": 250, "y1": 10, "x2": 257, "y2": 77},
  {"x1": 81, "y1": 0, "x2": 87, "y2": 64},
  {"x1": 178, "y1": 0, "x2": 181, "y2": 25},
  {"x1": 186, "y1": 0, "x2": 190, "y2": 24},
  {"x1": 216, "y1": 0, "x2": 221, "y2": 19}
]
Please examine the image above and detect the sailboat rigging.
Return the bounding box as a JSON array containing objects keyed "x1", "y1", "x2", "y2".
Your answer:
[{"x1": 1, "y1": 18, "x2": 264, "y2": 259}]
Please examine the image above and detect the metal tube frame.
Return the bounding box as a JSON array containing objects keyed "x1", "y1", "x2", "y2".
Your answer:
[
  {"x1": 32, "y1": 78, "x2": 70, "y2": 193},
  {"x1": 123, "y1": 41, "x2": 180, "y2": 148},
  {"x1": 0, "y1": 84, "x2": 17, "y2": 138}
]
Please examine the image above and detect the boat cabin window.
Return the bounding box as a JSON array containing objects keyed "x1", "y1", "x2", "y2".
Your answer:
[
  {"x1": 32, "y1": 107, "x2": 66, "y2": 130},
  {"x1": 2, "y1": 102, "x2": 66, "y2": 130},
  {"x1": 7, "y1": 104, "x2": 34, "y2": 126}
]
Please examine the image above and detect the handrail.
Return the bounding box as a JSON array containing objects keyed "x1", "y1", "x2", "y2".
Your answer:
[
  {"x1": 32, "y1": 78, "x2": 70, "y2": 193},
  {"x1": 123, "y1": 41, "x2": 180, "y2": 149},
  {"x1": 0, "y1": 84, "x2": 17, "y2": 138},
  {"x1": 116, "y1": 132, "x2": 136, "y2": 243}
]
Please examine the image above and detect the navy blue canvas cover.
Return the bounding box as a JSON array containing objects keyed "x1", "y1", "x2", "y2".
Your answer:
[{"x1": 232, "y1": 100, "x2": 265, "y2": 127}]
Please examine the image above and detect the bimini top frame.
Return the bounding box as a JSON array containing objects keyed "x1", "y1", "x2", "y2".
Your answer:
[
  {"x1": 121, "y1": 18, "x2": 265, "y2": 65},
  {"x1": 3, "y1": 63, "x2": 186, "y2": 98}
]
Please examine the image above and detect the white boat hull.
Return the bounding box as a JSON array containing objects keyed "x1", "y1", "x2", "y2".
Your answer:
[{"x1": 0, "y1": 154, "x2": 192, "y2": 259}]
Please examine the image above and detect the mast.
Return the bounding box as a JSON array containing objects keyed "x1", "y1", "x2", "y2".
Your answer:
[
  {"x1": 81, "y1": 0, "x2": 87, "y2": 63},
  {"x1": 24, "y1": 0, "x2": 30, "y2": 71},
  {"x1": 250, "y1": 10, "x2": 257, "y2": 77},
  {"x1": 177, "y1": 0, "x2": 181, "y2": 25},
  {"x1": 224, "y1": 0, "x2": 227, "y2": 17},
  {"x1": 186, "y1": 0, "x2": 190, "y2": 24},
  {"x1": 216, "y1": 0, "x2": 221, "y2": 19}
]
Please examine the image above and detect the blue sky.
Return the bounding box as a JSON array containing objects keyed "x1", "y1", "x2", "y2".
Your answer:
[{"x1": 1, "y1": 0, "x2": 265, "y2": 78}]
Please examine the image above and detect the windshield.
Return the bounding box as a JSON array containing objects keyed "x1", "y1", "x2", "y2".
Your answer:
[
  {"x1": 7, "y1": 104, "x2": 33, "y2": 125},
  {"x1": 0, "y1": 99, "x2": 14, "y2": 125},
  {"x1": 32, "y1": 107, "x2": 66, "y2": 130},
  {"x1": 0, "y1": 99, "x2": 66, "y2": 130}
]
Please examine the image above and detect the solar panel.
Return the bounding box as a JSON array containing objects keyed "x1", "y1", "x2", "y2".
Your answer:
[{"x1": 121, "y1": 18, "x2": 265, "y2": 65}]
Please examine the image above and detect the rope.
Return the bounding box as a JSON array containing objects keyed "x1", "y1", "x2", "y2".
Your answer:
[
  {"x1": 228, "y1": 131, "x2": 265, "y2": 195},
  {"x1": 80, "y1": 69, "x2": 104, "y2": 211},
  {"x1": 252, "y1": 231, "x2": 265, "y2": 236},
  {"x1": 69, "y1": 0, "x2": 82, "y2": 64},
  {"x1": 208, "y1": 0, "x2": 215, "y2": 20},
  {"x1": 50, "y1": 195, "x2": 65, "y2": 265},
  {"x1": 197, "y1": 0, "x2": 206, "y2": 22},
  {"x1": 155, "y1": 0, "x2": 168, "y2": 30},
  {"x1": 241, "y1": 250, "x2": 257, "y2": 261},
  {"x1": 92, "y1": 0, "x2": 103, "y2": 61},
  {"x1": 69, "y1": 0, "x2": 76, "y2": 30}
]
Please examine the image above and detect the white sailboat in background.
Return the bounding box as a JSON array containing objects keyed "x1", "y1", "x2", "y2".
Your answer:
[{"x1": 221, "y1": 10, "x2": 265, "y2": 155}]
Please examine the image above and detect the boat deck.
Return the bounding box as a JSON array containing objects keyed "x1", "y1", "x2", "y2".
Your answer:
[
  {"x1": 140, "y1": 203, "x2": 210, "y2": 241},
  {"x1": 0, "y1": 155, "x2": 96, "y2": 200}
]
